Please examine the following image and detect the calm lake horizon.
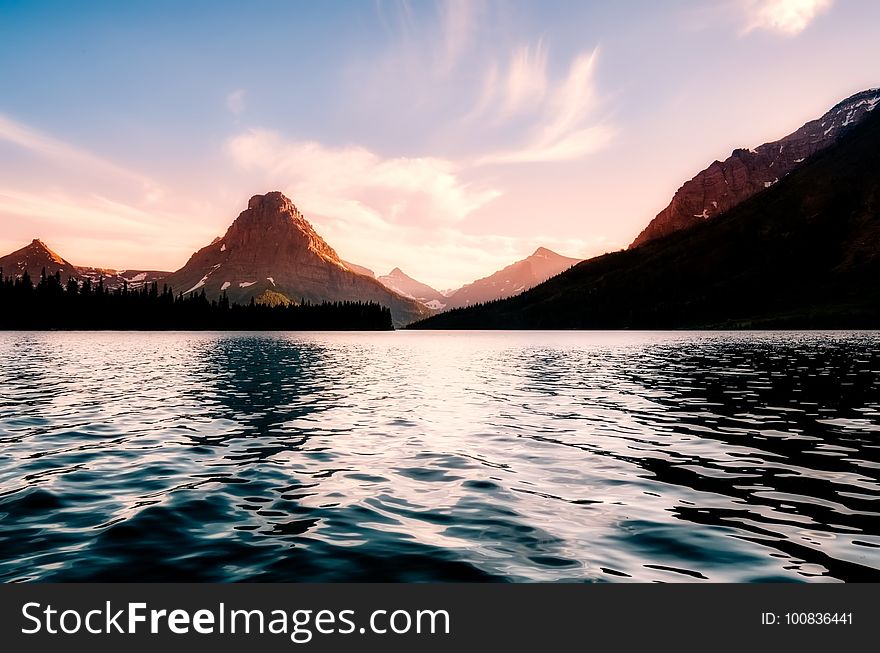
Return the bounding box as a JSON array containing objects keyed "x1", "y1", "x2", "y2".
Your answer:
[{"x1": 1, "y1": 330, "x2": 878, "y2": 582}]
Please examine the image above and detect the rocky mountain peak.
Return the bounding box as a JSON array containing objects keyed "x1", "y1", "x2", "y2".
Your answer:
[
  {"x1": 27, "y1": 239, "x2": 64, "y2": 263},
  {"x1": 223, "y1": 191, "x2": 341, "y2": 264},
  {"x1": 0, "y1": 238, "x2": 79, "y2": 281},
  {"x1": 247, "y1": 190, "x2": 297, "y2": 214},
  {"x1": 530, "y1": 247, "x2": 556, "y2": 258}
]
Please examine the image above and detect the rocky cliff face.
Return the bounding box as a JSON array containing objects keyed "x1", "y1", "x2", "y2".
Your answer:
[
  {"x1": 0, "y1": 239, "x2": 81, "y2": 282},
  {"x1": 445, "y1": 247, "x2": 581, "y2": 309},
  {"x1": 162, "y1": 191, "x2": 432, "y2": 327},
  {"x1": 630, "y1": 89, "x2": 880, "y2": 248}
]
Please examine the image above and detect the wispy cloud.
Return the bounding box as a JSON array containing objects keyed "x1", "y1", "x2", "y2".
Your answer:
[
  {"x1": 475, "y1": 48, "x2": 615, "y2": 164},
  {"x1": 741, "y1": 0, "x2": 833, "y2": 35},
  {"x1": 376, "y1": 0, "x2": 485, "y2": 77},
  {"x1": 0, "y1": 113, "x2": 162, "y2": 200},
  {"x1": 226, "y1": 89, "x2": 246, "y2": 115},
  {"x1": 437, "y1": 0, "x2": 481, "y2": 74},
  {"x1": 362, "y1": 2, "x2": 613, "y2": 165},
  {"x1": 501, "y1": 41, "x2": 549, "y2": 117},
  {"x1": 0, "y1": 189, "x2": 172, "y2": 235}
]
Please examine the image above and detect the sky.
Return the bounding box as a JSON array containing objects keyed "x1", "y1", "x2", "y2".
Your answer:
[{"x1": 1, "y1": 0, "x2": 878, "y2": 289}]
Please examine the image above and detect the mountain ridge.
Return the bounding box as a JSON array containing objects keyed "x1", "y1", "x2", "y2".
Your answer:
[
  {"x1": 630, "y1": 88, "x2": 880, "y2": 248},
  {"x1": 411, "y1": 104, "x2": 880, "y2": 329}
]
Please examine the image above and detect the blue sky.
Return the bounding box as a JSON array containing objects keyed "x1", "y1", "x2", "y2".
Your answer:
[{"x1": 1, "y1": 0, "x2": 878, "y2": 288}]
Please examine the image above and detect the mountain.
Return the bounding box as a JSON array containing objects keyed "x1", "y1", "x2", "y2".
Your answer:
[
  {"x1": 377, "y1": 268, "x2": 447, "y2": 310},
  {"x1": 444, "y1": 247, "x2": 581, "y2": 310},
  {"x1": 75, "y1": 267, "x2": 170, "y2": 291},
  {"x1": 162, "y1": 191, "x2": 432, "y2": 327},
  {"x1": 630, "y1": 88, "x2": 880, "y2": 248},
  {"x1": 0, "y1": 239, "x2": 81, "y2": 283},
  {"x1": 411, "y1": 105, "x2": 880, "y2": 329},
  {"x1": 0, "y1": 239, "x2": 170, "y2": 291}
]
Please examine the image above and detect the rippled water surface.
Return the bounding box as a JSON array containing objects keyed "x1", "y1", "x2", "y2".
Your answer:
[{"x1": 0, "y1": 331, "x2": 878, "y2": 582}]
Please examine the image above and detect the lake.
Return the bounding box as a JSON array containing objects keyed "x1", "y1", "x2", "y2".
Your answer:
[{"x1": 0, "y1": 331, "x2": 878, "y2": 582}]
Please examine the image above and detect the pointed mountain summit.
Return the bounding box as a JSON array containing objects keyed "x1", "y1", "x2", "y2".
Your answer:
[
  {"x1": 0, "y1": 239, "x2": 81, "y2": 282},
  {"x1": 162, "y1": 191, "x2": 431, "y2": 326},
  {"x1": 631, "y1": 88, "x2": 880, "y2": 248},
  {"x1": 377, "y1": 267, "x2": 447, "y2": 310},
  {"x1": 444, "y1": 247, "x2": 581, "y2": 310}
]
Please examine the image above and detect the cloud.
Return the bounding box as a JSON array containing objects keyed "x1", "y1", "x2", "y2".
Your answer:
[
  {"x1": 0, "y1": 188, "x2": 173, "y2": 235},
  {"x1": 0, "y1": 114, "x2": 221, "y2": 269},
  {"x1": 376, "y1": 0, "x2": 485, "y2": 76},
  {"x1": 438, "y1": 0, "x2": 481, "y2": 74},
  {"x1": 741, "y1": 0, "x2": 833, "y2": 35},
  {"x1": 501, "y1": 41, "x2": 549, "y2": 116},
  {"x1": 0, "y1": 113, "x2": 162, "y2": 200},
  {"x1": 226, "y1": 89, "x2": 246, "y2": 115},
  {"x1": 475, "y1": 48, "x2": 615, "y2": 164},
  {"x1": 223, "y1": 127, "x2": 617, "y2": 289},
  {"x1": 226, "y1": 128, "x2": 501, "y2": 226},
  {"x1": 0, "y1": 187, "x2": 214, "y2": 271},
  {"x1": 362, "y1": 2, "x2": 613, "y2": 165}
]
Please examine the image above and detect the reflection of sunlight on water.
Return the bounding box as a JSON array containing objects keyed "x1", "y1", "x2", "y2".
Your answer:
[{"x1": 0, "y1": 330, "x2": 878, "y2": 582}]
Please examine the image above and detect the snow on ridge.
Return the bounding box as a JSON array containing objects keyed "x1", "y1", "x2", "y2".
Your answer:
[
  {"x1": 221, "y1": 281, "x2": 231, "y2": 291},
  {"x1": 267, "y1": 277, "x2": 275, "y2": 286},
  {"x1": 185, "y1": 275, "x2": 209, "y2": 294},
  {"x1": 239, "y1": 281, "x2": 256, "y2": 288}
]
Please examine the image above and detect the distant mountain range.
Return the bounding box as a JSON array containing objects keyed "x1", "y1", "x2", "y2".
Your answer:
[
  {"x1": 75, "y1": 267, "x2": 170, "y2": 291},
  {"x1": 0, "y1": 216, "x2": 579, "y2": 325},
  {"x1": 371, "y1": 247, "x2": 580, "y2": 312},
  {"x1": 413, "y1": 89, "x2": 880, "y2": 329},
  {"x1": 377, "y1": 268, "x2": 448, "y2": 310}
]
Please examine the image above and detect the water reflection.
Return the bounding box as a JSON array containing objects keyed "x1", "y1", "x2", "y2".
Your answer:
[{"x1": 0, "y1": 331, "x2": 877, "y2": 581}]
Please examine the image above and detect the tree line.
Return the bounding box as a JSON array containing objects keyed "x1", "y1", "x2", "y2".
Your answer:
[{"x1": 0, "y1": 268, "x2": 393, "y2": 330}]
